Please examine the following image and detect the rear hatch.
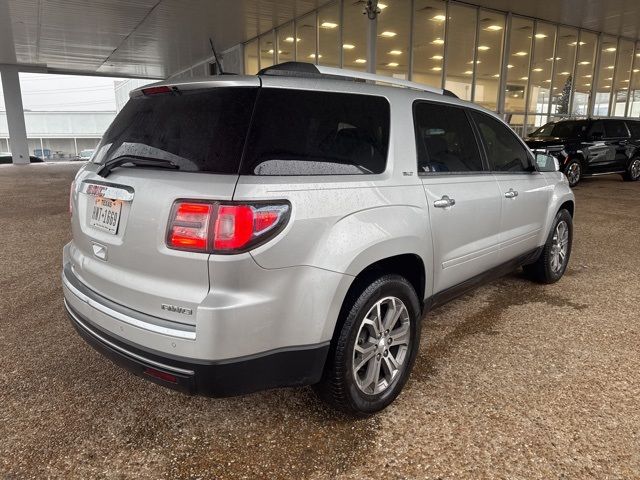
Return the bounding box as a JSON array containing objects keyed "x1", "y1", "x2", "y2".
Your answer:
[{"x1": 68, "y1": 80, "x2": 259, "y2": 325}]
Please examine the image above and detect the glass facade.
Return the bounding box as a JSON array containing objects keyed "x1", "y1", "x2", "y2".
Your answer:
[{"x1": 244, "y1": 0, "x2": 640, "y2": 136}]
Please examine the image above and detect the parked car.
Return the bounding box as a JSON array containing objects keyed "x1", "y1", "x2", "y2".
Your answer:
[
  {"x1": 63, "y1": 63, "x2": 575, "y2": 416},
  {"x1": 525, "y1": 118, "x2": 640, "y2": 187},
  {"x1": 0, "y1": 154, "x2": 43, "y2": 164}
]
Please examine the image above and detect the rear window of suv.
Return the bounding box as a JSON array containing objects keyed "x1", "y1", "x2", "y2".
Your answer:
[
  {"x1": 241, "y1": 89, "x2": 390, "y2": 175},
  {"x1": 94, "y1": 88, "x2": 258, "y2": 174}
]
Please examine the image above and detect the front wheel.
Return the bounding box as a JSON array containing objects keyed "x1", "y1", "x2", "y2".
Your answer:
[
  {"x1": 623, "y1": 157, "x2": 640, "y2": 181},
  {"x1": 524, "y1": 209, "x2": 573, "y2": 284},
  {"x1": 564, "y1": 160, "x2": 582, "y2": 187},
  {"x1": 313, "y1": 274, "x2": 421, "y2": 416}
]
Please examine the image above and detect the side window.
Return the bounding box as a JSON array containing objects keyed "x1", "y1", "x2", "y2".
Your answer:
[
  {"x1": 470, "y1": 111, "x2": 532, "y2": 173},
  {"x1": 627, "y1": 121, "x2": 640, "y2": 139},
  {"x1": 413, "y1": 102, "x2": 483, "y2": 173},
  {"x1": 587, "y1": 120, "x2": 605, "y2": 139},
  {"x1": 604, "y1": 120, "x2": 629, "y2": 138},
  {"x1": 241, "y1": 89, "x2": 390, "y2": 176}
]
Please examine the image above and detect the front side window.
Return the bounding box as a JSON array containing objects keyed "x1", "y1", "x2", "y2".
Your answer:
[
  {"x1": 587, "y1": 121, "x2": 605, "y2": 139},
  {"x1": 242, "y1": 89, "x2": 390, "y2": 175},
  {"x1": 471, "y1": 111, "x2": 532, "y2": 173},
  {"x1": 604, "y1": 120, "x2": 629, "y2": 138},
  {"x1": 627, "y1": 121, "x2": 640, "y2": 138},
  {"x1": 413, "y1": 102, "x2": 483, "y2": 173}
]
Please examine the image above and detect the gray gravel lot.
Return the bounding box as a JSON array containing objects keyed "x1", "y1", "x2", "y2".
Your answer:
[{"x1": 1, "y1": 162, "x2": 639, "y2": 479}]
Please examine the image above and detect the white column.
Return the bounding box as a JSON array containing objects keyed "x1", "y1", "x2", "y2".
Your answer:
[{"x1": 0, "y1": 66, "x2": 29, "y2": 164}]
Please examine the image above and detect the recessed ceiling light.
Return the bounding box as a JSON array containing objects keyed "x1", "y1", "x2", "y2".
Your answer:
[
  {"x1": 547, "y1": 57, "x2": 561, "y2": 61},
  {"x1": 431, "y1": 55, "x2": 443, "y2": 60},
  {"x1": 532, "y1": 68, "x2": 543, "y2": 72},
  {"x1": 514, "y1": 51, "x2": 528, "y2": 56},
  {"x1": 606, "y1": 77, "x2": 613, "y2": 80},
  {"x1": 464, "y1": 70, "x2": 473, "y2": 74},
  {"x1": 493, "y1": 74, "x2": 500, "y2": 78},
  {"x1": 535, "y1": 33, "x2": 548, "y2": 39},
  {"x1": 387, "y1": 62, "x2": 399, "y2": 67},
  {"x1": 380, "y1": 31, "x2": 397, "y2": 38},
  {"x1": 378, "y1": 2, "x2": 387, "y2": 9},
  {"x1": 389, "y1": 50, "x2": 402, "y2": 55},
  {"x1": 467, "y1": 60, "x2": 481, "y2": 64},
  {"x1": 320, "y1": 22, "x2": 338, "y2": 29},
  {"x1": 569, "y1": 41, "x2": 586, "y2": 46},
  {"x1": 604, "y1": 47, "x2": 617, "y2": 52},
  {"x1": 432, "y1": 38, "x2": 445, "y2": 45},
  {"x1": 285, "y1": 37, "x2": 300, "y2": 43},
  {"x1": 606, "y1": 65, "x2": 615, "y2": 69},
  {"x1": 584, "y1": 74, "x2": 592, "y2": 78},
  {"x1": 485, "y1": 25, "x2": 503, "y2": 31},
  {"x1": 513, "y1": 94, "x2": 519, "y2": 98},
  {"x1": 432, "y1": 14, "x2": 446, "y2": 21},
  {"x1": 578, "y1": 61, "x2": 590, "y2": 65},
  {"x1": 308, "y1": 53, "x2": 322, "y2": 59},
  {"x1": 431, "y1": 66, "x2": 442, "y2": 71},
  {"x1": 478, "y1": 45, "x2": 490, "y2": 51},
  {"x1": 354, "y1": 58, "x2": 367, "y2": 64},
  {"x1": 507, "y1": 64, "x2": 514, "y2": 69},
  {"x1": 559, "y1": 71, "x2": 570, "y2": 75},
  {"x1": 584, "y1": 83, "x2": 591, "y2": 86},
  {"x1": 343, "y1": 44, "x2": 355, "y2": 50},
  {"x1": 520, "y1": 76, "x2": 528, "y2": 80}
]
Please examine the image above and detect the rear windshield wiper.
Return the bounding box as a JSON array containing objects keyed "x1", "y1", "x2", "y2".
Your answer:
[{"x1": 97, "y1": 156, "x2": 180, "y2": 178}]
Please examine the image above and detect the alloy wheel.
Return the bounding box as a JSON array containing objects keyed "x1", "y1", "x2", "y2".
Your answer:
[
  {"x1": 550, "y1": 220, "x2": 569, "y2": 273},
  {"x1": 352, "y1": 296, "x2": 411, "y2": 395},
  {"x1": 566, "y1": 163, "x2": 580, "y2": 186},
  {"x1": 631, "y1": 159, "x2": 640, "y2": 180}
]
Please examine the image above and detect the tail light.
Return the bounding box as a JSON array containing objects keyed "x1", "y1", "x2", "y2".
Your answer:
[{"x1": 166, "y1": 200, "x2": 290, "y2": 254}]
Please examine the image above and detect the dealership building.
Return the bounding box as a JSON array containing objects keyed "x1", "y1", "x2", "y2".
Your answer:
[{"x1": 2, "y1": 0, "x2": 640, "y2": 162}]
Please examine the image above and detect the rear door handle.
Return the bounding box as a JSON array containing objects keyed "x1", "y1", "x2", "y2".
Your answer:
[
  {"x1": 504, "y1": 188, "x2": 519, "y2": 199},
  {"x1": 434, "y1": 195, "x2": 456, "y2": 208}
]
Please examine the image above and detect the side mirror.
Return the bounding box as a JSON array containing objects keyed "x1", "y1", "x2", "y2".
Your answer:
[{"x1": 535, "y1": 153, "x2": 560, "y2": 172}]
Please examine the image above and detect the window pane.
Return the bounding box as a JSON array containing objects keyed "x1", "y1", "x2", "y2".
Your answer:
[
  {"x1": 629, "y1": 43, "x2": 640, "y2": 117},
  {"x1": 505, "y1": 113, "x2": 526, "y2": 137},
  {"x1": 505, "y1": 17, "x2": 534, "y2": 113},
  {"x1": 444, "y1": 4, "x2": 477, "y2": 101},
  {"x1": 412, "y1": 0, "x2": 446, "y2": 88},
  {"x1": 318, "y1": 3, "x2": 340, "y2": 67},
  {"x1": 259, "y1": 32, "x2": 275, "y2": 69},
  {"x1": 550, "y1": 27, "x2": 578, "y2": 115},
  {"x1": 627, "y1": 120, "x2": 640, "y2": 137},
  {"x1": 472, "y1": 111, "x2": 531, "y2": 172},
  {"x1": 604, "y1": 120, "x2": 628, "y2": 138},
  {"x1": 413, "y1": 102, "x2": 483, "y2": 173},
  {"x1": 612, "y1": 39, "x2": 634, "y2": 116},
  {"x1": 377, "y1": 0, "x2": 411, "y2": 79},
  {"x1": 594, "y1": 35, "x2": 617, "y2": 115},
  {"x1": 244, "y1": 39, "x2": 259, "y2": 75},
  {"x1": 343, "y1": 0, "x2": 367, "y2": 70},
  {"x1": 276, "y1": 23, "x2": 295, "y2": 64},
  {"x1": 572, "y1": 31, "x2": 597, "y2": 115},
  {"x1": 528, "y1": 22, "x2": 556, "y2": 115},
  {"x1": 296, "y1": 13, "x2": 317, "y2": 63},
  {"x1": 243, "y1": 90, "x2": 390, "y2": 176},
  {"x1": 475, "y1": 10, "x2": 505, "y2": 110}
]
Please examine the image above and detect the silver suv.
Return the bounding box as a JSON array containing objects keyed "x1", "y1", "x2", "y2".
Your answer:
[{"x1": 63, "y1": 63, "x2": 575, "y2": 416}]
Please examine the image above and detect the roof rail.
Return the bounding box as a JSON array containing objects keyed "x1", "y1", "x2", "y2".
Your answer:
[{"x1": 258, "y1": 62, "x2": 457, "y2": 98}]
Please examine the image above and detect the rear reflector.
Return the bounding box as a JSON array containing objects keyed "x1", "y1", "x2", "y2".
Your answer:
[
  {"x1": 144, "y1": 367, "x2": 178, "y2": 384},
  {"x1": 141, "y1": 85, "x2": 173, "y2": 96},
  {"x1": 167, "y1": 201, "x2": 290, "y2": 254}
]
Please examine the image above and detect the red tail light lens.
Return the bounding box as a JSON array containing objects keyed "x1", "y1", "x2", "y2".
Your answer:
[
  {"x1": 167, "y1": 201, "x2": 289, "y2": 253},
  {"x1": 142, "y1": 85, "x2": 173, "y2": 95}
]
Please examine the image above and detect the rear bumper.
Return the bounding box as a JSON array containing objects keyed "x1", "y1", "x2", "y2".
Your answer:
[{"x1": 65, "y1": 299, "x2": 329, "y2": 397}]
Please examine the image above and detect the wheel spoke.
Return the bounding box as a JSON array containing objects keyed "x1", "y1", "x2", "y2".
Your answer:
[
  {"x1": 390, "y1": 323, "x2": 410, "y2": 346},
  {"x1": 354, "y1": 344, "x2": 377, "y2": 372},
  {"x1": 382, "y1": 353, "x2": 400, "y2": 378},
  {"x1": 362, "y1": 317, "x2": 380, "y2": 337}
]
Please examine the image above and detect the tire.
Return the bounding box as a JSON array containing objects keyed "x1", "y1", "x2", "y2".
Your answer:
[
  {"x1": 313, "y1": 274, "x2": 421, "y2": 417},
  {"x1": 564, "y1": 160, "x2": 582, "y2": 187},
  {"x1": 524, "y1": 209, "x2": 573, "y2": 284},
  {"x1": 623, "y1": 157, "x2": 640, "y2": 181}
]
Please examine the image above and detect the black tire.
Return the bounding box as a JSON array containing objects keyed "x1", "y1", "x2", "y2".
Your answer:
[
  {"x1": 524, "y1": 209, "x2": 573, "y2": 284},
  {"x1": 623, "y1": 157, "x2": 640, "y2": 181},
  {"x1": 313, "y1": 274, "x2": 421, "y2": 417},
  {"x1": 564, "y1": 160, "x2": 582, "y2": 187}
]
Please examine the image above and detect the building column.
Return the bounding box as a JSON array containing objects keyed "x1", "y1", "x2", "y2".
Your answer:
[{"x1": 0, "y1": 66, "x2": 29, "y2": 164}]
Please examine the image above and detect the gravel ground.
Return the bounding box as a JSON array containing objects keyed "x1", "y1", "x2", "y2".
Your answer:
[{"x1": 1, "y1": 162, "x2": 639, "y2": 479}]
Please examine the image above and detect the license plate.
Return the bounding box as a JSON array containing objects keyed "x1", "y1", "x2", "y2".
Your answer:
[{"x1": 90, "y1": 197, "x2": 122, "y2": 234}]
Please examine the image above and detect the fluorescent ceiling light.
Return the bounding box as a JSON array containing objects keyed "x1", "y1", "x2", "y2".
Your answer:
[
  {"x1": 432, "y1": 38, "x2": 445, "y2": 45},
  {"x1": 308, "y1": 53, "x2": 322, "y2": 59},
  {"x1": 387, "y1": 62, "x2": 399, "y2": 67},
  {"x1": 464, "y1": 70, "x2": 473, "y2": 74},
  {"x1": 569, "y1": 41, "x2": 586, "y2": 46},
  {"x1": 534, "y1": 33, "x2": 547, "y2": 39},
  {"x1": 354, "y1": 58, "x2": 366, "y2": 64},
  {"x1": 584, "y1": 83, "x2": 591, "y2": 86},
  {"x1": 320, "y1": 22, "x2": 338, "y2": 29},
  {"x1": 606, "y1": 65, "x2": 615, "y2": 69},
  {"x1": 389, "y1": 50, "x2": 402, "y2": 55},
  {"x1": 485, "y1": 25, "x2": 503, "y2": 31},
  {"x1": 520, "y1": 76, "x2": 528, "y2": 80},
  {"x1": 285, "y1": 37, "x2": 300, "y2": 43},
  {"x1": 431, "y1": 66, "x2": 442, "y2": 71},
  {"x1": 477, "y1": 45, "x2": 490, "y2": 51},
  {"x1": 380, "y1": 31, "x2": 397, "y2": 38},
  {"x1": 343, "y1": 44, "x2": 355, "y2": 50},
  {"x1": 514, "y1": 51, "x2": 528, "y2": 56},
  {"x1": 431, "y1": 55, "x2": 443, "y2": 60},
  {"x1": 559, "y1": 71, "x2": 570, "y2": 75},
  {"x1": 507, "y1": 64, "x2": 514, "y2": 69},
  {"x1": 532, "y1": 68, "x2": 543, "y2": 72},
  {"x1": 578, "y1": 61, "x2": 590, "y2": 65},
  {"x1": 378, "y1": 2, "x2": 387, "y2": 9},
  {"x1": 604, "y1": 47, "x2": 617, "y2": 52},
  {"x1": 432, "y1": 14, "x2": 446, "y2": 21},
  {"x1": 493, "y1": 74, "x2": 500, "y2": 78}
]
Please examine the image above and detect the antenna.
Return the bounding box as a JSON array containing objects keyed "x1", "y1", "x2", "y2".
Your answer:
[{"x1": 209, "y1": 37, "x2": 224, "y2": 75}]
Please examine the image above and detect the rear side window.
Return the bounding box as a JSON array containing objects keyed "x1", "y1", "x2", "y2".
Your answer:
[
  {"x1": 604, "y1": 120, "x2": 629, "y2": 138},
  {"x1": 413, "y1": 102, "x2": 483, "y2": 173},
  {"x1": 95, "y1": 88, "x2": 258, "y2": 174},
  {"x1": 627, "y1": 121, "x2": 640, "y2": 138},
  {"x1": 471, "y1": 111, "x2": 532, "y2": 173},
  {"x1": 241, "y1": 89, "x2": 390, "y2": 175}
]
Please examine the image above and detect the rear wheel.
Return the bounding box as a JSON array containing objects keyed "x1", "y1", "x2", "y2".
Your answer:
[
  {"x1": 623, "y1": 157, "x2": 640, "y2": 181},
  {"x1": 565, "y1": 160, "x2": 581, "y2": 187},
  {"x1": 524, "y1": 209, "x2": 573, "y2": 284},
  {"x1": 314, "y1": 274, "x2": 421, "y2": 416}
]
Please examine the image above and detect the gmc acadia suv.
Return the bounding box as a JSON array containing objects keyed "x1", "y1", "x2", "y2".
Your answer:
[
  {"x1": 63, "y1": 63, "x2": 575, "y2": 416},
  {"x1": 526, "y1": 118, "x2": 640, "y2": 187}
]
